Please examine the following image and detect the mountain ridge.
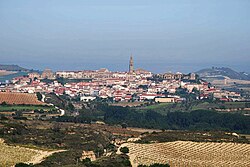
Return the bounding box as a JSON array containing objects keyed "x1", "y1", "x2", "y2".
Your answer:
[
  {"x1": 196, "y1": 67, "x2": 250, "y2": 80},
  {"x1": 0, "y1": 64, "x2": 29, "y2": 71}
]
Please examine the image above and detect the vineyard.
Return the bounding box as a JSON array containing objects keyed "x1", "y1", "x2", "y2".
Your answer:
[
  {"x1": 120, "y1": 141, "x2": 250, "y2": 167},
  {"x1": 0, "y1": 139, "x2": 64, "y2": 166},
  {"x1": 0, "y1": 141, "x2": 42, "y2": 166},
  {"x1": 0, "y1": 92, "x2": 44, "y2": 105}
]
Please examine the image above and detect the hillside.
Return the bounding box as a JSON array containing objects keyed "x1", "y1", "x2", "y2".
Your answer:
[
  {"x1": 196, "y1": 67, "x2": 250, "y2": 80},
  {"x1": 0, "y1": 64, "x2": 28, "y2": 71}
]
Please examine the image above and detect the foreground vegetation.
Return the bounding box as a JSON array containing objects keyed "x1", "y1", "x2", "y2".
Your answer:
[
  {"x1": 0, "y1": 120, "x2": 118, "y2": 166},
  {"x1": 0, "y1": 118, "x2": 249, "y2": 166}
]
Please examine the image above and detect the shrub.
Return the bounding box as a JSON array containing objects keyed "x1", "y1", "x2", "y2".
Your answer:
[
  {"x1": 120, "y1": 147, "x2": 129, "y2": 154},
  {"x1": 82, "y1": 157, "x2": 91, "y2": 163},
  {"x1": 15, "y1": 163, "x2": 32, "y2": 167},
  {"x1": 36, "y1": 92, "x2": 42, "y2": 101},
  {"x1": 1, "y1": 101, "x2": 7, "y2": 106},
  {"x1": 138, "y1": 163, "x2": 170, "y2": 167}
]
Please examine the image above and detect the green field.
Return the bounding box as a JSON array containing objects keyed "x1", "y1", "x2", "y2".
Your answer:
[
  {"x1": 142, "y1": 102, "x2": 173, "y2": 110},
  {"x1": 138, "y1": 103, "x2": 182, "y2": 115},
  {"x1": 139, "y1": 101, "x2": 250, "y2": 115},
  {"x1": 0, "y1": 105, "x2": 55, "y2": 112}
]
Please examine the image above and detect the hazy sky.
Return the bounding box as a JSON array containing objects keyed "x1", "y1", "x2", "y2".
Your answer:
[{"x1": 0, "y1": 0, "x2": 250, "y2": 73}]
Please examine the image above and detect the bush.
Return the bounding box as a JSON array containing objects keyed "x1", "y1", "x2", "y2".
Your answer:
[
  {"x1": 120, "y1": 147, "x2": 129, "y2": 154},
  {"x1": 82, "y1": 157, "x2": 91, "y2": 163},
  {"x1": 1, "y1": 101, "x2": 7, "y2": 106},
  {"x1": 15, "y1": 163, "x2": 32, "y2": 167},
  {"x1": 36, "y1": 92, "x2": 42, "y2": 101},
  {"x1": 138, "y1": 163, "x2": 170, "y2": 167}
]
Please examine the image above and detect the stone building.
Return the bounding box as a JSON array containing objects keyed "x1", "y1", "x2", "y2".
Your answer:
[{"x1": 41, "y1": 69, "x2": 54, "y2": 79}]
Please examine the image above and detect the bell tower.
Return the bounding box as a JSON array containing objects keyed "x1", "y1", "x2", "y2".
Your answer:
[{"x1": 129, "y1": 55, "x2": 134, "y2": 73}]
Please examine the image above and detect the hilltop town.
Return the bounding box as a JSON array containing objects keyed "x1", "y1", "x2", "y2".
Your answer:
[{"x1": 0, "y1": 56, "x2": 246, "y2": 105}]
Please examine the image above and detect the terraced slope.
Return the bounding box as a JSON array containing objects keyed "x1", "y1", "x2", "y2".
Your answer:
[{"x1": 120, "y1": 141, "x2": 250, "y2": 167}]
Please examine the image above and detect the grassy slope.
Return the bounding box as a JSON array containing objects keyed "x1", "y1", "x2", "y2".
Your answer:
[
  {"x1": 139, "y1": 101, "x2": 250, "y2": 115},
  {"x1": 0, "y1": 105, "x2": 54, "y2": 112}
]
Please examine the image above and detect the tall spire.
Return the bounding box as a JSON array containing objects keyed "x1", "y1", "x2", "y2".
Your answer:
[{"x1": 129, "y1": 54, "x2": 134, "y2": 73}]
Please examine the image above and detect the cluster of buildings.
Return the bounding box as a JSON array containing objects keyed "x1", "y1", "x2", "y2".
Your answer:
[{"x1": 0, "y1": 56, "x2": 245, "y2": 103}]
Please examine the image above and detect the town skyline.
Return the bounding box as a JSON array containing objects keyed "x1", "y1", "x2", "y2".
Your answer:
[{"x1": 1, "y1": 55, "x2": 249, "y2": 74}]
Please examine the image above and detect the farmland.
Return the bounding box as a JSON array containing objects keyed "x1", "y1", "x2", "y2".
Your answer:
[
  {"x1": 0, "y1": 139, "x2": 62, "y2": 167},
  {"x1": 120, "y1": 141, "x2": 250, "y2": 167},
  {"x1": 0, "y1": 92, "x2": 45, "y2": 105}
]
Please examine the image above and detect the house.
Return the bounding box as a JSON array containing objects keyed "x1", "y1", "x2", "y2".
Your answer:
[
  {"x1": 139, "y1": 93, "x2": 164, "y2": 101},
  {"x1": 80, "y1": 96, "x2": 96, "y2": 102},
  {"x1": 155, "y1": 97, "x2": 175, "y2": 103}
]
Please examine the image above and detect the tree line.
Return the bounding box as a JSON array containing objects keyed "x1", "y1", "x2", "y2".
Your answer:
[{"x1": 55, "y1": 103, "x2": 250, "y2": 134}]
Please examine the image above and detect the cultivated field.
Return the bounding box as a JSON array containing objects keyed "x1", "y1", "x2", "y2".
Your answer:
[
  {"x1": 0, "y1": 92, "x2": 44, "y2": 105},
  {"x1": 0, "y1": 139, "x2": 64, "y2": 166},
  {"x1": 120, "y1": 141, "x2": 250, "y2": 167}
]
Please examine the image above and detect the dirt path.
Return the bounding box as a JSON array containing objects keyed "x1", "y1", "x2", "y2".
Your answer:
[
  {"x1": 27, "y1": 149, "x2": 65, "y2": 165},
  {"x1": 0, "y1": 138, "x2": 66, "y2": 166}
]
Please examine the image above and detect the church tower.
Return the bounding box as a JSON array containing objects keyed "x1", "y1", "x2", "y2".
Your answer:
[{"x1": 129, "y1": 55, "x2": 134, "y2": 73}]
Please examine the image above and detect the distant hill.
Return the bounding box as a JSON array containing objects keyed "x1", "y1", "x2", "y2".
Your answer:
[
  {"x1": 196, "y1": 67, "x2": 250, "y2": 80},
  {"x1": 0, "y1": 64, "x2": 29, "y2": 71}
]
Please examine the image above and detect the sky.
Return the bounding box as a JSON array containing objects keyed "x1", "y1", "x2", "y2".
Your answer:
[{"x1": 0, "y1": 0, "x2": 250, "y2": 73}]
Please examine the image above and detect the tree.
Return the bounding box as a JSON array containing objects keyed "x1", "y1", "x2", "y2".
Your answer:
[
  {"x1": 82, "y1": 157, "x2": 91, "y2": 163},
  {"x1": 15, "y1": 110, "x2": 23, "y2": 117},
  {"x1": 52, "y1": 123, "x2": 61, "y2": 132},
  {"x1": 121, "y1": 122, "x2": 128, "y2": 129},
  {"x1": 120, "y1": 147, "x2": 129, "y2": 154},
  {"x1": 36, "y1": 92, "x2": 43, "y2": 101},
  {"x1": 0, "y1": 114, "x2": 7, "y2": 120},
  {"x1": 68, "y1": 102, "x2": 75, "y2": 111},
  {"x1": 39, "y1": 109, "x2": 45, "y2": 113},
  {"x1": 1, "y1": 101, "x2": 7, "y2": 106}
]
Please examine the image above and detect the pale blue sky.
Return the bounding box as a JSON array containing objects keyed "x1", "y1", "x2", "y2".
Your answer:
[{"x1": 0, "y1": 0, "x2": 250, "y2": 73}]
